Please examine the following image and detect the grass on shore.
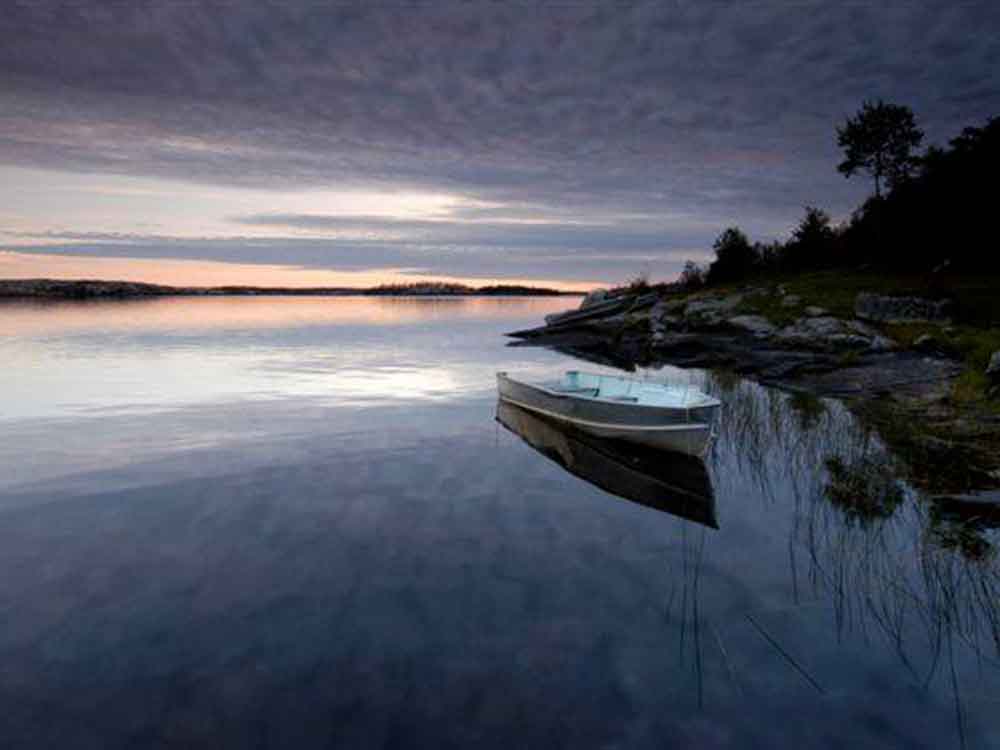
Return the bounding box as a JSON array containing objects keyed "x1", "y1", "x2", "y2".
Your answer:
[{"x1": 672, "y1": 270, "x2": 1000, "y2": 411}]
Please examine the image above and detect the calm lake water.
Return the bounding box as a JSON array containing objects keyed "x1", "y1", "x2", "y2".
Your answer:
[{"x1": 1, "y1": 296, "x2": 998, "y2": 749}]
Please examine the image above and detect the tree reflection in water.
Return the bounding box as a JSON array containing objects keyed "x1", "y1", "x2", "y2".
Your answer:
[
  {"x1": 694, "y1": 365, "x2": 1000, "y2": 720},
  {"x1": 497, "y1": 361, "x2": 997, "y2": 737}
]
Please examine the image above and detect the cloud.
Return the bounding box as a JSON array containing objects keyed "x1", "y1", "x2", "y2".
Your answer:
[
  {"x1": 8, "y1": 232, "x2": 711, "y2": 284},
  {"x1": 1, "y1": 1, "x2": 998, "y2": 281}
]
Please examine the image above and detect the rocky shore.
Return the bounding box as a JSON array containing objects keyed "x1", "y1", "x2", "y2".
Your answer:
[{"x1": 510, "y1": 284, "x2": 1000, "y2": 495}]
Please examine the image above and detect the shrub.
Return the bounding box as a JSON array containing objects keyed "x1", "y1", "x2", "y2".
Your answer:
[{"x1": 706, "y1": 227, "x2": 759, "y2": 284}]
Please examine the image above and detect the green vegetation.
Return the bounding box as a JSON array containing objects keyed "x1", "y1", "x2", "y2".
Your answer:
[
  {"x1": 723, "y1": 271, "x2": 1000, "y2": 409},
  {"x1": 852, "y1": 397, "x2": 1000, "y2": 493},
  {"x1": 824, "y1": 454, "x2": 905, "y2": 524}
]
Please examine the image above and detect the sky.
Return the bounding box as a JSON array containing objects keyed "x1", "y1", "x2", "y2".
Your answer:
[{"x1": 1, "y1": 1, "x2": 999, "y2": 289}]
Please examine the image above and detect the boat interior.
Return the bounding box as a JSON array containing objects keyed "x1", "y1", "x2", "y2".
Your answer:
[{"x1": 546, "y1": 371, "x2": 719, "y2": 408}]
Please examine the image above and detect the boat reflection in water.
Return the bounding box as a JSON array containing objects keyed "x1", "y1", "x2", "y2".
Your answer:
[{"x1": 496, "y1": 399, "x2": 718, "y2": 529}]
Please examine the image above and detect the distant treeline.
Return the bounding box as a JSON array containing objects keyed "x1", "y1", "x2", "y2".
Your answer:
[
  {"x1": 0, "y1": 279, "x2": 576, "y2": 300},
  {"x1": 681, "y1": 110, "x2": 1000, "y2": 289},
  {"x1": 368, "y1": 282, "x2": 570, "y2": 296}
]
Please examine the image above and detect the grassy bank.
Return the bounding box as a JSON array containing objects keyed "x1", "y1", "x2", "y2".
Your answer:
[{"x1": 683, "y1": 270, "x2": 1000, "y2": 412}]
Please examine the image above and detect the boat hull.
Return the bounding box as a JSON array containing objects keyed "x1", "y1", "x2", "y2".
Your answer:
[{"x1": 496, "y1": 373, "x2": 716, "y2": 457}]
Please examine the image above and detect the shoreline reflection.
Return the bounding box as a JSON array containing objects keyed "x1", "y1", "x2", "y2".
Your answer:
[{"x1": 0, "y1": 294, "x2": 577, "y2": 337}]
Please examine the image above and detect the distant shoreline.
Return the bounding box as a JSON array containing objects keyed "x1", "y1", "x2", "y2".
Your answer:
[{"x1": 0, "y1": 279, "x2": 584, "y2": 300}]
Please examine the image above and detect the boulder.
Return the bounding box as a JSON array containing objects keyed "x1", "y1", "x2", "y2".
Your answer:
[
  {"x1": 650, "y1": 314, "x2": 683, "y2": 339},
  {"x1": 781, "y1": 294, "x2": 802, "y2": 308},
  {"x1": 869, "y1": 335, "x2": 898, "y2": 352},
  {"x1": 683, "y1": 294, "x2": 744, "y2": 327},
  {"x1": 649, "y1": 298, "x2": 686, "y2": 320},
  {"x1": 684, "y1": 293, "x2": 744, "y2": 317},
  {"x1": 775, "y1": 316, "x2": 892, "y2": 352},
  {"x1": 855, "y1": 293, "x2": 954, "y2": 323},
  {"x1": 804, "y1": 306, "x2": 828, "y2": 317},
  {"x1": 727, "y1": 314, "x2": 777, "y2": 337},
  {"x1": 579, "y1": 288, "x2": 610, "y2": 309},
  {"x1": 987, "y1": 351, "x2": 1000, "y2": 395},
  {"x1": 911, "y1": 334, "x2": 955, "y2": 358},
  {"x1": 845, "y1": 319, "x2": 881, "y2": 338}
]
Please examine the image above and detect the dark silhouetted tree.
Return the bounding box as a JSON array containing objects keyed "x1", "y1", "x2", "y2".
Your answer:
[
  {"x1": 792, "y1": 206, "x2": 833, "y2": 245},
  {"x1": 755, "y1": 241, "x2": 783, "y2": 271},
  {"x1": 842, "y1": 115, "x2": 1000, "y2": 271},
  {"x1": 678, "y1": 260, "x2": 706, "y2": 289},
  {"x1": 783, "y1": 205, "x2": 836, "y2": 269},
  {"x1": 837, "y1": 101, "x2": 923, "y2": 198},
  {"x1": 707, "y1": 227, "x2": 758, "y2": 283}
]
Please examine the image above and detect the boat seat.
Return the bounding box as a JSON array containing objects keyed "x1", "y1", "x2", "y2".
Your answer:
[
  {"x1": 594, "y1": 379, "x2": 634, "y2": 399},
  {"x1": 554, "y1": 386, "x2": 599, "y2": 397}
]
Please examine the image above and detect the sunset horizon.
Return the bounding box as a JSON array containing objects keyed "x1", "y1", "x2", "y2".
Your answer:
[
  {"x1": 3, "y1": 3, "x2": 999, "y2": 748},
  {"x1": 4, "y1": 3, "x2": 997, "y2": 289}
]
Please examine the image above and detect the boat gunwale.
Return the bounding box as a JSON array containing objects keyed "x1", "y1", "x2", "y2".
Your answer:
[{"x1": 497, "y1": 371, "x2": 722, "y2": 411}]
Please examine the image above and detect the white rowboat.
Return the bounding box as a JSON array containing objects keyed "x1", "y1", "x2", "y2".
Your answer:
[{"x1": 496, "y1": 370, "x2": 720, "y2": 457}]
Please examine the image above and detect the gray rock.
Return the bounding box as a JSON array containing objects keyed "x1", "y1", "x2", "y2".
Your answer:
[
  {"x1": 845, "y1": 319, "x2": 881, "y2": 337},
  {"x1": 778, "y1": 316, "x2": 845, "y2": 339},
  {"x1": 829, "y1": 334, "x2": 876, "y2": 351},
  {"x1": 651, "y1": 314, "x2": 682, "y2": 332},
  {"x1": 684, "y1": 293, "x2": 744, "y2": 317},
  {"x1": 687, "y1": 311, "x2": 726, "y2": 328},
  {"x1": 776, "y1": 316, "x2": 881, "y2": 351},
  {"x1": 855, "y1": 292, "x2": 953, "y2": 323},
  {"x1": 913, "y1": 333, "x2": 944, "y2": 352},
  {"x1": 987, "y1": 351, "x2": 1000, "y2": 394},
  {"x1": 681, "y1": 294, "x2": 745, "y2": 330},
  {"x1": 579, "y1": 288, "x2": 609, "y2": 309},
  {"x1": 728, "y1": 314, "x2": 777, "y2": 337},
  {"x1": 911, "y1": 333, "x2": 963, "y2": 359},
  {"x1": 781, "y1": 294, "x2": 802, "y2": 308},
  {"x1": 869, "y1": 335, "x2": 899, "y2": 352},
  {"x1": 804, "y1": 306, "x2": 828, "y2": 317},
  {"x1": 987, "y1": 351, "x2": 1000, "y2": 375},
  {"x1": 649, "y1": 299, "x2": 685, "y2": 321},
  {"x1": 649, "y1": 299, "x2": 686, "y2": 337},
  {"x1": 586, "y1": 312, "x2": 631, "y2": 332}
]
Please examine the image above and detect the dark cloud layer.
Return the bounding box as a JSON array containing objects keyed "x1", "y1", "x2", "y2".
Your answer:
[{"x1": 2, "y1": 1, "x2": 999, "y2": 280}]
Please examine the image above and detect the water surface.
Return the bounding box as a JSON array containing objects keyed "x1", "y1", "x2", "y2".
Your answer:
[{"x1": 1, "y1": 296, "x2": 998, "y2": 748}]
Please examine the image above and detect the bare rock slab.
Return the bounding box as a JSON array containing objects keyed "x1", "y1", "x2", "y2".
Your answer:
[
  {"x1": 855, "y1": 293, "x2": 953, "y2": 323},
  {"x1": 728, "y1": 315, "x2": 777, "y2": 337}
]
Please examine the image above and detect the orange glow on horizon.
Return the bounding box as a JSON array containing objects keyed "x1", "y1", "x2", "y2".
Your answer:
[{"x1": 0, "y1": 251, "x2": 601, "y2": 292}]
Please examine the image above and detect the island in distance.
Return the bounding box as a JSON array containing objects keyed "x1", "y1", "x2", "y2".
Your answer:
[{"x1": 0, "y1": 278, "x2": 579, "y2": 300}]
